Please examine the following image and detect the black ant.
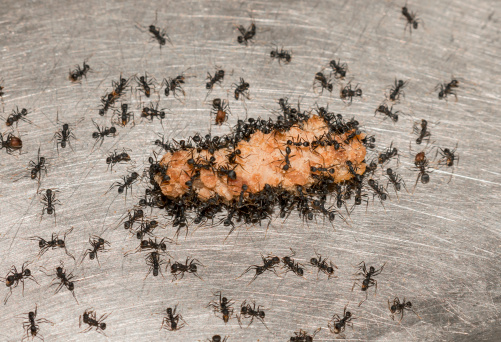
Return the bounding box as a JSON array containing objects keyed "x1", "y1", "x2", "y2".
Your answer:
[
  {"x1": 91, "y1": 119, "x2": 117, "y2": 148},
  {"x1": 31, "y1": 227, "x2": 74, "y2": 259},
  {"x1": 378, "y1": 143, "x2": 399, "y2": 165},
  {"x1": 329, "y1": 59, "x2": 347, "y2": 79},
  {"x1": 233, "y1": 77, "x2": 250, "y2": 100},
  {"x1": 280, "y1": 146, "x2": 295, "y2": 171},
  {"x1": 352, "y1": 261, "x2": 386, "y2": 306},
  {"x1": 310, "y1": 252, "x2": 337, "y2": 279},
  {"x1": 386, "y1": 168, "x2": 406, "y2": 196},
  {"x1": 148, "y1": 23, "x2": 171, "y2": 47},
  {"x1": 270, "y1": 47, "x2": 292, "y2": 64},
  {"x1": 313, "y1": 72, "x2": 333, "y2": 94},
  {"x1": 145, "y1": 251, "x2": 166, "y2": 278},
  {"x1": 168, "y1": 257, "x2": 203, "y2": 281},
  {"x1": 345, "y1": 160, "x2": 362, "y2": 182},
  {"x1": 123, "y1": 208, "x2": 144, "y2": 230},
  {"x1": 388, "y1": 79, "x2": 407, "y2": 101},
  {"x1": 161, "y1": 306, "x2": 186, "y2": 331},
  {"x1": 340, "y1": 82, "x2": 362, "y2": 103},
  {"x1": 290, "y1": 328, "x2": 320, "y2": 342},
  {"x1": 135, "y1": 73, "x2": 154, "y2": 97},
  {"x1": 6, "y1": 107, "x2": 31, "y2": 127},
  {"x1": 368, "y1": 179, "x2": 388, "y2": 203},
  {"x1": 237, "y1": 300, "x2": 267, "y2": 328},
  {"x1": 437, "y1": 79, "x2": 459, "y2": 101},
  {"x1": 208, "y1": 335, "x2": 228, "y2": 342},
  {"x1": 0, "y1": 132, "x2": 23, "y2": 153},
  {"x1": 29, "y1": 147, "x2": 48, "y2": 184},
  {"x1": 136, "y1": 219, "x2": 159, "y2": 239},
  {"x1": 162, "y1": 75, "x2": 186, "y2": 98},
  {"x1": 328, "y1": 305, "x2": 354, "y2": 334},
  {"x1": 237, "y1": 254, "x2": 280, "y2": 284},
  {"x1": 80, "y1": 309, "x2": 110, "y2": 336},
  {"x1": 39, "y1": 189, "x2": 60, "y2": 219},
  {"x1": 106, "y1": 148, "x2": 131, "y2": 170},
  {"x1": 53, "y1": 122, "x2": 75, "y2": 150},
  {"x1": 49, "y1": 263, "x2": 78, "y2": 303},
  {"x1": 113, "y1": 103, "x2": 134, "y2": 127},
  {"x1": 281, "y1": 248, "x2": 304, "y2": 277},
  {"x1": 142, "y1": 103, "x2": 166, "y2": 121},
  {"x1": 0, "y1": 81, "x2": 4, "y2": 98},
  {"x1": 69, "y1": 61, "x2": 90, "y2": 82},
  {"x1": 99, "y1": 93, "x2": 114, "y2": 116},
  {"x1": 402, "y1": 6, "x2": 421, "y2": 34},
  {"x1": 110, "y1": 76, "x2": 129, "y2": 102},
  {"x1": 375, "y1": 103, "x2": 400, "y2": 122},
  {"x1": 81, "y1": 235, "x2": 110, "y2": 264},
  {"x1": 108, "y1": 171, "x2": 139, "y2": 196},
  {"x1": 206, "y1": 68, "x2": 225, "y2": 91},
  {"x1": 237, "y1": 22, "x2": 256, "y2": 45},
  {"x1": 388, "y1": 297, "x2": 421, "y2": 322},
  {"x1": 125, "y1": 237, "x2": 171, "y2": 256},
  {"x1": 211, "y1": 98, "x2": 230, "y2": 125},
  {"x1": 436, "y1": 144, "x2": 458, "y2": 182},
  {"x1": 3, "y1": 262, "x2": 38, "y2": 304},
  {"x1": 208, "y1": 291, "x2": 234, "y2": 323},
  {"x1": 412, "y1": 151, "x2": 432, "y2": 190},
  {"x1": 21, "y1": 305, "x2": 53, "y2": 342},
  {"x1": 413, "y1": 119, "x2": 431, "y2": 145}
]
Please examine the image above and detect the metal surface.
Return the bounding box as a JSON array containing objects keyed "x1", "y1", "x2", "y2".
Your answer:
[{"x1": 1, "y1": 0, "x2": 500, "y2": 341}]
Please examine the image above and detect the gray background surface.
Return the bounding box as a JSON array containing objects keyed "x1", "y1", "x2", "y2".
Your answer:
[{"x1": 0, "y1": 0, "x2": 500, "y2": 341}]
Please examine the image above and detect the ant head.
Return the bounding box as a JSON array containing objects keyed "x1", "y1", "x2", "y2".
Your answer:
[
  {"x1": 106, "y1": 157, "x2": 112, "y2": 164},
  {"x1": 166, "y1": 308, "x2": 173, "y2": 315},
  {"x1": 68, "y1": 282, "x2": 74, "y2": 291},
  {"x1": 160, "y1": 243, "x2": 167, "y2": 251},
  {"x1": 139, "y1": 76, "x2": 145, "y2": 82},
  {"x1": 57, "y1": 239, "x2": 65, "y2": 246},
  {"x1": 38, "y1": 239, "x2": 45, "y2": 248},
  {"x1": 92, "y1": 132, "x2": 100, "y2": 139},
  {"x1": 136, "y1": 232, "x2": 143, "y2": 239},
  {"x1": 6, "y1": 275, "x2": 14, "y2": 286},
  {"x1": 270, "y1": 50, "x2": 276, "y2": 57},
  {"x1": 406, "y1": 301, "x2": 412, "y2": 308},
  {"x1": 213, "y1": 98, "x2": 222, "y2": 107},
  {"x1": 327, "y1": 266, "x2": 334, "y2": 274},
  {"x1": 160, "y1": 112, "x2": 166, "y2": 119},
  {"x1": 62, "y1": 123, "x2": 69, "y2": 130},
  {"x1": 369, "y1": 266, "x2": 375, "y2": 272},
  {"x1": 100, "y1": 323, "x2": 106, "y2": 330},
  {"x1": 109, "y1": 127, "x2": 117, "y2": 134},
  {"x1": 56, "y1": 266, "x2": 63, "y2": 275},
  {"x1": 118, "y1": 186, "x2": 124, "y2": 194},
  {"x1": 30, "y1": 325, "x2": 37, "y2": 334},
  {"x1": 47, "y1": 208, "x2": 54, "y2": 215},
  {"x1": 217, "y1": 70, "x2": 225, "y2": 78},
  {"x1": 297, "y1": 268, "x2": 304, "y2": 277},
  {"x1": 345, "y1": 311, "x2": 352, "y2": 318},
  {"x1": 140, "y1": 240, "x2": 149, "y2": 248},
  {"x1": 237, "y1": 36, "x2": 244, "y2": 44},
  {"x1": 333, "y1": 323, "x2": 343, "y2": 334},
  {"x1": 189, "y1": 264, "x2": 198, "y2": 272},
  {"x1": 259, "y1": 311, "x2": 265, "y2": 318},
  {"x1": 221, "y1": 297, "x2": 228, "y2": 304},
  {"x1": 6, "y1": 118, "x2": 13, "y2": 126},
  {"x1": 227, "y1": 170, "x2": 236, "y2": 180},
  {"x1": 241, "y1": 306, "x2": 248, "y2": 314},
  {"x1": 272, "y1": 256, "x2": 280, "y2": 264},
  {"x1": 29, "y1": 311, "x2": 36, "y2": 319},
  {"x1": 205, "y1": 82, "x2": 212, "y2": 89},
  {"x1": 171, "y1": 264, "x2": 179, "y2": 272},
  {"x1": 311, "y1": 258, "x2": 320, "y2": 267},
  {"x1": 390, "y1": 305, "x2": 397, "y2": 313},
  {"x1": 213, "y1": 335, "x2": 221, "y2": 342},
  {"x1": 381, "y1": 193, "x2": 387, "y2": 201},
  {"x1": 421, "y1": 173, "x2": 430, "y2": 184},
  {"x1": 413, "y1": 22, "x2": 418, "y2": 29},
  {"x1": 39, "y1": 156, "x2": 45, "y2": 163},
  {"x1": 328, "y1": 84, "x2": 333, "y2": 92}
]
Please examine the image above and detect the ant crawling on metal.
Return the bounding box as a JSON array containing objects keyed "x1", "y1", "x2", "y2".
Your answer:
[
  {"x1": 135, "y1": 73, "x2": 155, "y2": 98},
  {"x1": 329, "y1": 59, "x2": 348, "y2": 79},
  {"x1": 237, "y1": 300, "x2": 268, "y2": 328},
  {"x1": 80, "y1": 309, "x2": 110, "y2": 336},
  {"x1": 208, "y1": 291, "x2": 234, "y2": 323},
  {"x1": 3, "y1": 262, "x2": 38, "y2": 304},
  {"x1": 412, "y1": 150, "x2": 432, "y2": 191},
  {"x1": 161, "y1": 306, "x2": 187, "y2": 331},
  {"x1": 29, "y1": 147, "x2": 48, "y2": 186},
  {"x1": 310, "y1": 251, "x2": 337, "y2": 279},
  {"x1": 375, "y1": 103, "x2": 400, "y2": 122},
  {"x1": 270, "y1": 46, "x2": 292, "y2": 64},
  {"x1": 5, "y1": 107, "x2": 31, "y2": 127},
  {"x1": 237, "y1": 21, "x2": 256, "y2": 45},
  {"x1": 237, "y1": 253, "x2": 280, "y2": 284},
  {"x1": 413, "y1": 119, "x2": 431, "y2": 144},
  {"x1": 388, "y1": 79, "x2": 408, "y2": 102},
  {"x1": 91, "y1": 119, "x2": 117, "y2": 149},
  {"x1": 30, "y1": 227, "x2": 74, "y2": 259},
  {"x1": 69, "y1": 61, "x2": 90, "y2": 82},
  {"x1": 168, "y1": 257, "x2": 203, "y2": 281},
  {"x1": 0, "y1": 132, "x2": 23, "y2": 154},
  {"x1": 281, "y1": 248, "x2": 304, "y2": 277},
  {"x1": 208, "y1": 335, "x2": 228, "y2": 342},
  {"x1": 106, "y1": 148, "x2": 131, "y2": 170},
  {"x1": 113, "y1": 103, "x2": 134, "y2": 127},
  {"x1": 290, "y1": 328, "x2": 321, "y2": 342},
  {"x1": 39, "y1": 189, "x2": 61, "y2": 222},
  {"x1": 20, "y1": 305, "x2": 53, "y2": 342},
  {"x1": 436, "y1": 143, "x2": 458, "y2": 182},
  {"x1": 313, "y1": 71, "x2": 333, "y2": 94},
  {"x1": 47, "y1": 262, "x2": 78, "y2": 303},
  {"x1": 81, "y1": 235, "x2": 110, "y2": 265},
  {"x1": 233, "y1": 77, "x2": 250, "y2": 100},
  {"x1": 340, "y1": 82, "x2": 362, "y2": 104},
  {"x1": 328, "y1": 304, "x2": 354, "y2": 334},
  {"x1": 402, "y1": 5, "x2": 421, "y2": 34},
  {"x1": 211, "y1": 98, "x2": 230, "y2": 125},
  {"x1": 145, "y1": 251, "x2": 166, "y2": 278},
  {"x1": 388, "y1": 297, "x2": 421, "y2": 322},
  {"x1": 352, "y1": 261, "x2": 386, "y2": 306},
  {"x1": 386, "y1": 168, "x2": 407, "y2": 197},
  {"x1": 108, "y1": 171, "x2": 139, "y2": 196},
  {"x1": 436, "y1": 79, "x2": 459, "y2": 101}
]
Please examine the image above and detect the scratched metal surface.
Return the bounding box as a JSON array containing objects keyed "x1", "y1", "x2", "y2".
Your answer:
[{"x1": 0, "y1": 0, "x2": 500, "y2": 341}]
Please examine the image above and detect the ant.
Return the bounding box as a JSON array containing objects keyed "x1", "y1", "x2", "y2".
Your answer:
[
  {"x1": 39, "y1": 189, "x2": 60, "y2": 219},
  {"x1": 208, "y1": 335, "x2": 228, "y2": 342},
  {"x1": 108, "y1": 171, "x2": 139, "y2": 196},
  {"x1": 237, "y1": 254, "x2": 280, "y2": 284},
  {"x1": 113, "y1": 103, "x2": 134, "y2": 127},
  {"x1": 29, "y1": 147, "x2": 48, "y2": 184},
  {"x1": 162, "y1": 74, "x2": 186, "y2": 98},
  {"x1": 413, "y1": 119, "x2": 431, "y2": 145},
  {"x1": 388, "y1": 79, "x2": 407, "y2": 101},
  {"x1": 53, "y1": 122, "x2": 75, "y2": 151},
  {"x1": 340, "y1": 82, "x2": 362, "y2": 103},
  {"x1": 161, "y1": 306, "x2": 186, "y2": 331},
  {"x1": 91, "y1": 119, "x2": 117, "y2": 148},
  {"x1": 106, "y1": 148, "x2": 131, "y2": 170},
  {"x1": 3, "y1": 262, "x2": 38, "y2": 304},
  {"x1": 388, "y1": 297, "x2": 421, "y2": 322},
  {"x1": 279, "y1": 146, "x2": 295, "y2": 171},
  {"x1": 168, "y1": 257, "x2": 203, "y2": 281},
  {"x1": 352, "y1": 261, "x2": 386, "y2": 306},
  {"x1": 142, "y1": 102, "x2": 166, "y2": 121},
  {"x1": 375, "y1": 103, "x2": 400, "y2": 122},
  {"x1": 237, "y1": 22, "x2": 256, "y2": 45},
  {"x1": 69, "y1": 61, "x2": 90, "y2": 82},
  {"x1": 45, "y1": 263, "x2": 78, "y2": 303},
  {"x1": 208, "y1": 291, "x2": 234, "y2": 323},
  {"x1": 6, "y1": 107, "x2": 31, "y2": 127},
  {"x1": 281, "y1": 248, "x2": 304, "y2": 277},
  {"x1": 402, "y1": 6, "x2": 421, "y2": 34},
  {"x1": 81, "y1": 235, "x2": 110, "y2": 264},
  {"x1": 437, "y1": 79, "x2": 459, "y2": 101},
  {"x1": 0, "y1": 81, "x2": 4, "y2": 97},
  {"x1": 99, "y1": 93, "x2": 114, "y2": 116},
  {"x1": 149, "y1": 23, "x2": 171, "y2": 47},
  {"x1": 126, "y1": 237, "x2": 171, "y2": 256},
  {"x1": 145, "y1": 251, "x2": 166, "y2": 278},
  {"x1": 270, "y1": 47, "x2": 292, "y2": 64},
  {"x1": 135, "y1": 73, "x2": 154, "y2": 98},
  {"x1": 386, "y1": 168, "x2": 407, "y2": 196},
  {"x1": 80, "y1": 309, "x2": 110, "y2": 336},
  {"x1": 436, "y1": 144, "x2": 458, "y2": 182},
  {"x1": 378, "y1": 143, "x2": 399, "y2": 165},
  {"x1": 290, "y1": 328, "x2": 320, "y2": 342},
  {"x1": 21, "y1": 305, "x2": 53, "y2": 342},
  {"x1": 211, "y1": 98, "x2": 230, "y2": 125},
  {"x1": 0, "y1": 132, "x2": 23, "y2": 153},
  {"x1": 412, "y1": 150, "x2": 432, "y2": 190},
  {"x1": 110, "y1": 76, "x2": 129, "y2": 102},
  {"x1": 328, "y1": 305, "x2": 354, "y2": 334},
  {"x1": 313, "y1": 72, "x2": 333, "y2": 94},
  {"x1": 206, "y1": 68, "x2": 225, "y2": 91},
  {"x1": 368, "y1": 179, "x2": 388, "y2": 203},
  {"x1": 136, "y1": 219, "x2": 159, "y2": 239},
  {"x1": 238, "y1": 300, "x2": 267, "y2": 328},
  {"x1": 123, "y1": 208, "x2": 144, "y2": 230},
  {"x1": 233, "y1": 77, "x2": 250, "y2": 100},
  {"x1": 329, "y1": 59, "x2": 347, "y2": 79},
  {"x1": 31, "y1": 227, "x2": 74, "y2": 259},
  {"x1": 346, "y1": 160, "x2": 362, "y2": 183},
  {"x1": 310, "y1": 252, "x2": 337, "y2": 279}
]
